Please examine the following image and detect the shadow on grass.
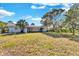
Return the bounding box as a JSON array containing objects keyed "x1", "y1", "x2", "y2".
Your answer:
[
  {"x1": 43, "y1": 32, "x2": 79, "y2": 43},
  {"x1": 0, "y1": 32, "x2": 42, "y2": 36},
  {"x1": 1, "y1": 33, "x2": 25, "y2": 36}
]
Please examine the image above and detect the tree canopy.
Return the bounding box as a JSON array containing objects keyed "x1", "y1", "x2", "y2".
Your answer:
[
  {"x1": 0, "y1": 21, "x2": 7, "y2": 28},
  {"x1": 16, "y1": 19, "x2": 29, "y2": 33},
  {"x1": 41, "y1": 8, "x2": 65, "y2": 31}
]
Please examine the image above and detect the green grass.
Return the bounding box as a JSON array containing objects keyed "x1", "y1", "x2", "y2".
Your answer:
[
  {"x1": 1, "y1": 42, "x2": 16, "y2": 48},
  {"x1": 0, "y1": 33, "x2": 79, "y2": 56}
]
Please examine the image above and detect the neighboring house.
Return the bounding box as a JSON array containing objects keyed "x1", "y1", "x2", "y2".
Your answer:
[
  {"x1": 25, "y1": 25, "x2": 41, "y2": 32},
  {"x1": 41, "y1": 26, "x2": 48, "y2": 32},
  {"x1": 7, "y1": 22, "x2": 47, "y2": 33},
  {"x1": 7, "y1": 22, "x2": 21, "y2": 33},
  {"x1": 25, "y1": 25, "x2": 48, "y2": 32}
]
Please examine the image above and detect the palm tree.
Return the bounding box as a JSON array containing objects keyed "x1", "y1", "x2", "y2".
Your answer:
[{"x1": 16, "y1": 19, "x2": 29, "y2": 33}]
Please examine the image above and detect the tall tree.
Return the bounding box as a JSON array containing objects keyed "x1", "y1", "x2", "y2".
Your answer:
[
  {"x1": 16, "y1": 19, "x2": 29, "y2": 33},
  {"x1": 0, "y1": 21, "x2": 7, "y2": 28},
  {"x1": 65, "y1": 3, "x2": 79, "y2": 35},
  {"x1": 0, "y1": 21, "x2": 7, "y2": 33},
  {"x1": 41, "y1": 8, "x2": 65, "y2": 31}
]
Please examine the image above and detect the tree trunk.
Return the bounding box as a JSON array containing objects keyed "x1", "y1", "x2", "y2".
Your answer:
[{"x1": 72, "y1": 27, "x2": 75, "y2": 35}]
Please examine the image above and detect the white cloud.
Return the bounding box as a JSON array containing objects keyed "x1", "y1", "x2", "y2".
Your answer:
[
  {"x1": 43, "y1": 3, "x2": 73, "y2": 11},
  {"x1": 31, "y1": 3, "x2": 73, "y2": 11},
  {"x1": 0, "y1": 9, "x2": 15, "y2": 17},
  {"x1": 13, "y1": 22, "x2": 17, "y2": 24},
  {"x1": 61, "y1": 3, "x2": 73, "y2": 11},
  {"x1": 31, "y1": 17, "x2": 41, "y2": 21},
  {"x1": 31, "y1": 5, "x2": 46, "y2": 9},
  {"x1": 31, "y1": 3, "x2": 60, "y2": 9},
  {"x1": 39, "y1": 3, "x2": 60, "y2": 6},
  {"x1": 21, "y1": 15, "x2": 32, "y2": 19},
  {"x1": 41, "y1": 3, "x2": 73, "y2": 11},
  {"x1": 20, "y1": 15, "x2": 42, "y2": 26},
  {"x1": 21, "y1": 15, "x2": 41, "y2": 21}
]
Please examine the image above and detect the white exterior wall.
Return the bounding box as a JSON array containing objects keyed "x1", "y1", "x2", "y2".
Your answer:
[
  {"x1": 8, "y1": 27, "x2": 16, "y2": 33},
  {"x1": 15, "y1": 28, "x2": 21, "y2": 33},
  {"x1": 24, "y1": 28, "x2": 27, "y2": 33},
  {"x1": 8, "y1": 27, "x2": 21, "y2": 33}
]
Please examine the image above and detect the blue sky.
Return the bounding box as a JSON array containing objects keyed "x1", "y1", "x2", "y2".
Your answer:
[{"x1": 0, "y1": 3, "x2": 73, "y2": 26}]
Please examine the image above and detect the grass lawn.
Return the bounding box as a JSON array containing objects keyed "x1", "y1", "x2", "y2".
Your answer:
[{"x1": 0, "y1": 33, "x2": 79, "y2": 56}]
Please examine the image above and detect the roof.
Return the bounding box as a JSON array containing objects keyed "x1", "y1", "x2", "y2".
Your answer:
[
  {"x1": 7, "y1": 22, "x2": 16, "y2": 27},
  {"x1": 7, "y1": 22, "x2": 42, "y2": 28},
  {"x1": 25, "y1": 25, "x2": 41, "y2": 28}
]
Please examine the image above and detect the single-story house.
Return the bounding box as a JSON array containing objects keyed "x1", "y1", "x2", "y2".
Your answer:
[
  {"x1": 7, "y1": 22, "x2": 47, "y2": 33},
  {"x1": 25, "y1": 25, "x2": 41, "y2": 32}
]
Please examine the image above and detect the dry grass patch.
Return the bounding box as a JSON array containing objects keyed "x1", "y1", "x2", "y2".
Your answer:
[{"x1": 0, "y1": 33, "x2": 79, "y2": 55}]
